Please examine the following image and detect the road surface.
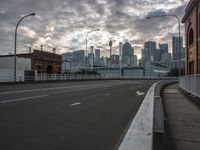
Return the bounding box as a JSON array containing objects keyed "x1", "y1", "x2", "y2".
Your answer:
[{"x1": 0, "y1": 80, "x2": 154, "y2": 150}]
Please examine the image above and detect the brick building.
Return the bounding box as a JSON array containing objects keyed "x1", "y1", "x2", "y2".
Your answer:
[
  {"x1": 0, "y1": 50, "x2": 61, "y2": 74},
  {"x1": 182, "y1": 0, "x2": 200, "y2": 75}
]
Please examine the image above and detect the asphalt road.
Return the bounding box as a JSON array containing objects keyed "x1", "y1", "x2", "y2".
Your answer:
[{"x1": 0, "y1": 80, "x2": 154, "y2": 150}]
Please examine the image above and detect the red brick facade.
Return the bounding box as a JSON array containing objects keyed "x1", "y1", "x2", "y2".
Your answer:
[
  {"x1": 3, "y1": 50, "x2": 62, "y2": 74},
  {"x1": 21, "y1": 50, "x2": 61, "y2": 73},
  {"x1": 182, "y1": 0, "x2": 200, "y2": 75}
]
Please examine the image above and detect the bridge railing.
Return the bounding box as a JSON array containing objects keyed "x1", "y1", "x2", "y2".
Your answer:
[
  {"x1": 0, "y1": 73, "x2": 178, "y2": 82},
  {"x1": 179, "y1": 74, "x2": 200, "y2": 98}
]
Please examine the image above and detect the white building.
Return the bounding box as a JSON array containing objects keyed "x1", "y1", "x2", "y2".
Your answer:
[{"x1": 0, "y1": 56, "x2": 31, "y2": 82}]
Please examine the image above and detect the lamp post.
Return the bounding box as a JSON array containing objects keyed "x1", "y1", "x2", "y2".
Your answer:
[
  {"x1": 146, "y1": 14, "x2": 181, "y2": 76},
  {"x1": 85, "y1": 29, "x2": 100, "y2": 75},
  {"x1": 14, "y1": 13, "x2": 35, "y2": 82}
]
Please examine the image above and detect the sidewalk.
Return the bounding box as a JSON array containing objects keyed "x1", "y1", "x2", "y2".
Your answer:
[{"x1": 163, "y1": 83, "x2": 200, "y2": 150}]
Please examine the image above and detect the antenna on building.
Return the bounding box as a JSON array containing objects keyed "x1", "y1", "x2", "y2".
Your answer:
[
  {"x1": 53, "y1": 48, "x2": 56, "y2": 54},
  {"x1": 109, "y1": 40, "x2": 112, "y2": 58},
  {"x1": 29, "y1": 47, "x2": 32, "y2": 53},
  {"x1": 41, "y1": 45, "x2": 43, "y2": 51},
  {"x1": 90, "y1": 46, "x2": 94, "y2": 54}
]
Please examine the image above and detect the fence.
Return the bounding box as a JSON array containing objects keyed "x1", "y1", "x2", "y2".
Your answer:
[
  {"x1": 179, "y1": 75, "x2": 200, "y2": 98},
  {"x1": 31, "y1": 73, "x2": 177, "y2": 81},
  {"x1": 0, "y1": 73, "x2": 178, "y2": 83}
]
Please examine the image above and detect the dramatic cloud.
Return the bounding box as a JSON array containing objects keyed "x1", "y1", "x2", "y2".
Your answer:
[{"x1": 0, "y1": 0, "x2": 189, "y2": 58}]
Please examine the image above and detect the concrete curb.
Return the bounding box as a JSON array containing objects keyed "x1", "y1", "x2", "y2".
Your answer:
[
  {"x1": 118, "y1": 80, "x2": 177, "y2": 150},
  {"x1": 118, "y1": 82, "x2": 157, "y2": 150}
]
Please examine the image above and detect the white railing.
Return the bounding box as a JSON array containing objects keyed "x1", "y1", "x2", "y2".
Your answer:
[
  {"x1": 0, "y1": 73, "x2": 178, "y2": 83},
  {"x1": 179, "y1": 75, "x2": 200, "y2": 98}
]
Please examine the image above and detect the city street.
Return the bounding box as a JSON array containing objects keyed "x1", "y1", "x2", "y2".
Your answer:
[{"x1": 0, "y1": 80, "x2": 153, "y2": 150}]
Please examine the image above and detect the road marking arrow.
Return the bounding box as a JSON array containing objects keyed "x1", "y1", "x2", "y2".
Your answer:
[{"x1": 136, "y1": 91, "x2": 145, "y2": 96}]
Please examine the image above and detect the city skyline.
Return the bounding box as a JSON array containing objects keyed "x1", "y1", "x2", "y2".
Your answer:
[{"x1": 0, "y1": 0, "x2": 189, "y2": 58}]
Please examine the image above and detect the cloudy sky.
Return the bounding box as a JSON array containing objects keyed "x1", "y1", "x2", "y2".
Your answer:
[{"x1": 0, "y1": 0, "x2": 189, "y2": 58}]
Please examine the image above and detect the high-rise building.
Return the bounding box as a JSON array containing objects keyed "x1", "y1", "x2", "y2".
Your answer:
[
  {"x1": 72, "y1": 50, "x2": 85, "y2": 64},
  {"x1": 122, "y1": 42, "x2": 134, "y2": 57},
  {"x1": 172, "y1": 36, "x2": 183, "y2": 60},
  {"x1": 133, "y1": 55, "x2": 138, "y2": 66},
  {"x1": 94, "y1": 49, "x2": 100, "y2": 65},
  {"x1": 122, "y1": 42, "x2": 134, "y2": 66},
  {"x1": 95, "y1": 49, "x2": 100, "y2": 60},
  {"x1": 159, "y1": 43, "x2": 168, "y2": 55},
  {"x1": 88, "y1": 52, "x2": 94, "y2": 67},
  {"x1": 161, "y1": 53, "x2": 171, "y2": 67},
  {"x1": 144, "y1": 41, "x2": 156, "y2": 62},
  {"x1": 156, "y1": 49, "x2": 161, "y2": 62},
  {"x1": 62, "y1": 52, "x2": 73, "y2": 62}
]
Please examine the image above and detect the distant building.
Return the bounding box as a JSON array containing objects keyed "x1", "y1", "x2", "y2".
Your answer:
[
  {"x1": 0, "y1": 49, "x2": 62, "y2": 81},
  {"x1": 110, "y1": 54, "x2": 119, "y2": 66},
  {"x1": 94, "y1": 49, "x2": 101, "y2": 66},
  {"x1": 0, "y1": 56, "x2": 31, "y2": 82},
  {"x1": 172, "y1": 36, "x2": 183, "y2": 60},
  {"x1": 161, "y1": 53, "x2": 171, "y2": 67},
  {"x1": 156, "y1": 49, "x2": 161, "y2": 62},
  {"x1": 72, "y1": 50, "x2": 85, "y2": 64},
  {"x1": 159, "y1": 43, "x2": 168, "y2": 55},
  {"x1": 122, "y1": 42, "x2": 134, "y2": 57},
  {"x1": 144, "y1": 41, "x2": 156, "y2": 62},
  {"x1": 182, "y1": 0, "x2": 200, "y2": 75},
  {"x1": 122, "y1": 42, "x2": 134, "y2": 66},
  {"x1": 6, "y1": 49, "x2": 62, "y2": 74},
  {"x1": 141, "y1": 41, "x2": 156, "y2": 65},
  {"x1": 133, "y1": 55, "x2": 138, "y2": 66},
  {"x1": 88, "y1": 52, "x2": 94, "y2": 68}
]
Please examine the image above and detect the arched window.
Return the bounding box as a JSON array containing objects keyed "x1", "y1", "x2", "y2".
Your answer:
[{"x1": 189, "y1": 28, "x2": 194, "y2": 46}]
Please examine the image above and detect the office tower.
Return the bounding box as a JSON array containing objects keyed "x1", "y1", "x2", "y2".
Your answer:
[
  {"x1": 156, "y1": 49, "x2": 161, "y2": 62},
  {"x1": 72, "y1": 50, "x2": 85, "y2": 64},
  {"x1": 144, "y1": 41, "x2": 156, "y2": 62},
  {"x1": 122, "y1": 42, "x2": 134, "y2": 66},
  {"x1": 95, "y1": 49, "x2": 100, "y2": 64},
  {"x1": 172, "y1": 36, "x2": 183, "y2": 60},
  {"x1": 159, "y1": 43, "x2": 168, "y2": 55}
]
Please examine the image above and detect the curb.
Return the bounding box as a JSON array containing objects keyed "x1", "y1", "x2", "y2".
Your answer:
[{"x1": 118, "y1": 80, "x2": 177, "y2": 150}]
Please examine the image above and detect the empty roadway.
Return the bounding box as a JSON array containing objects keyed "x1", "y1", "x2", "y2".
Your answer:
[{"x1": 0, "y1": 80, "x2": 154, "y2": 150}]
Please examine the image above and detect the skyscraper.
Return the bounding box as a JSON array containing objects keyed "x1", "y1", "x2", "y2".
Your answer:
[
  {"x1": 144, "y1": 41, "x2": 156, "y2": 62},
  {"x1": 122, "y1": 42, "x2": 134, "y2": 57},
  {"x1": 94, "y1": 49, "x2": 100, "y2": 65},
  {"x1": 172, "y1": 36, "x2": 183, "y2": 60},
  {"x1": 95, "y1": 49, "x2": 100, "y2": 60},
  {"x1": 159, "y1": 43, "x2": 168, "y2": 55},
  {"x1": 72, "y1": 50, "x2": 85, "y2": 64},
  {"x1": 122, "y1": 42, "x2": 134, "y2": 66}
]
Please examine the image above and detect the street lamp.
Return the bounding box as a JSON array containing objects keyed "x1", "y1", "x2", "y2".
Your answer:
[
  {"x1": 14, "y1": 13, "x2": 35, "y2": 82},
  {"x1": 146, "y1": 14, "x2": 181, "y2": 76},
  {"x1": 85, "y1": 28, "x2": 100, "y2": 75}
]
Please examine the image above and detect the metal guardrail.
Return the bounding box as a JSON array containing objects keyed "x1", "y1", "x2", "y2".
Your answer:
[{"x1": 179, "y1": 75, "x2": 200, "y2": 98}]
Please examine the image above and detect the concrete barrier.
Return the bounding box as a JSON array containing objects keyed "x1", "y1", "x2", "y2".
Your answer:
[
  {"x1": 118, "y1": 82, "x2": 157, "y2": 150},
  {"x1": 118, "y1": 80, "x2": 177, "y2": 150}
]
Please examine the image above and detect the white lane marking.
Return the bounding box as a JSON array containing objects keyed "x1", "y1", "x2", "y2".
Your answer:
[
  {"x1": 68, "y1": 102, "x2": 81, "y2": 107},
  {"x1": 0, "y1": 83, "x2": 112, "y2": 95},
  {"x1": 0, "y1": 95, "x2": 48, "y2": 104},
  {"x1": 136, "y1": 90, "x2": 145, "y2": 96},
  {"x1": 104, "y1": 93, "x2": 111, "y2": 96}
]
